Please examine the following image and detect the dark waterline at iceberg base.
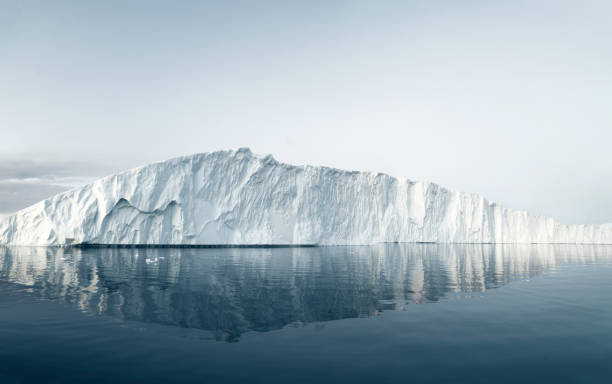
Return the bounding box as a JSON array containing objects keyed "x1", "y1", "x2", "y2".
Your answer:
[{"x1": 1, "y1": 244, "x2": 612, "y2": 383}]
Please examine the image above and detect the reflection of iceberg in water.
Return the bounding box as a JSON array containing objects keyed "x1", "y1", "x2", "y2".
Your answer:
[{"x1": 0, "y1": 244, "x2": 610, "y2": 341}]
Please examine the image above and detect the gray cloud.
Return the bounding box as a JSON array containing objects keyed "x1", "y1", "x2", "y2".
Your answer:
[
  {"x1": 0, "y1": 159, "x2": 110, "y2": 180},
  {"x1": 0, "y1": 182, "x2": 70, "y2": 216}
]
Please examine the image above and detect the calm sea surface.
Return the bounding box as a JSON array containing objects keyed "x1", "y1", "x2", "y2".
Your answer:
[{"x1": 1, "y1": 244, "x2": 611, "y2": 383}]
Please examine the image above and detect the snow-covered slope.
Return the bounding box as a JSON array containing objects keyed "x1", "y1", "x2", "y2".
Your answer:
[{"x1": 1, "y1": 148, "x2": 611, "y2": 246}]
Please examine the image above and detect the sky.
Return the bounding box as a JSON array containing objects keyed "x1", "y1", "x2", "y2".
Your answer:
[{"x1": 1, "y1": 0, "x2": 611, "y2": 224}]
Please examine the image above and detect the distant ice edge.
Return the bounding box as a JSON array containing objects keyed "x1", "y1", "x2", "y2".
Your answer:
[{"x1": 1, "y1": 148, "x2": 611, "y2": 246}]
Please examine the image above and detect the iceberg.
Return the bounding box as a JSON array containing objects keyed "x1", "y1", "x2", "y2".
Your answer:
[{"x1": 1, "y1": 148, "x2": 611, "y2": 246}]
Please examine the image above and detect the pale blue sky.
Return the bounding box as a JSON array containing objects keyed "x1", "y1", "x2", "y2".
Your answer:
[{"x1": 1, "y1": 0, "x2": 611, "y2": 224}]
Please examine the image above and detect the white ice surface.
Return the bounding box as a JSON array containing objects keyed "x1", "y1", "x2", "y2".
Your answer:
[{"x1": 1, "y1": 148, "x2": 611, "y2": 246}]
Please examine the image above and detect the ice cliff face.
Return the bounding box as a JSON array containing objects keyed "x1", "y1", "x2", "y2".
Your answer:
[{"x1": 1, "y1": 148, "x2": 611, "y2": 246}]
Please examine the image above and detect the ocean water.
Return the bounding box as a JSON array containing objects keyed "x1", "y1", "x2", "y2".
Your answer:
[{"x1": 1, "y1": 244, "x2": 611, "y2": 383}]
